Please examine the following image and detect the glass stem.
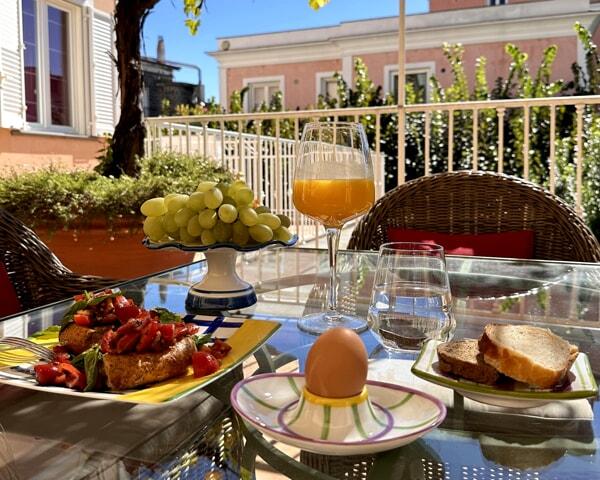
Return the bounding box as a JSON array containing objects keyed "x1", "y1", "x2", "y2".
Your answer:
[{"x1": 326, "y1": 227, "x2": 341, "y2": 314}]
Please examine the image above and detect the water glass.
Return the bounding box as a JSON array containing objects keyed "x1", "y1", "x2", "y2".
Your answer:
[{"x1": 368, "y1": 242, "x2": 455, "y2": 351}]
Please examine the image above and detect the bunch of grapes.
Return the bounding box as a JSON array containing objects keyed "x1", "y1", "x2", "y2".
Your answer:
[{"x1": 141, "y1": 180, "x2": 293, "y2": 247}]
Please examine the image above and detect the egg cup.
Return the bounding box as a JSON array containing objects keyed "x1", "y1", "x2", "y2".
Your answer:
[{"x1": 279, "y1": 386, "x2": 393, "y2": 442}]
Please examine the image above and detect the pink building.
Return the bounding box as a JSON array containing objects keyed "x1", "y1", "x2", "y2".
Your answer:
[{"x1": 209, "y1": 0, "x2": 600, "y2": 111}]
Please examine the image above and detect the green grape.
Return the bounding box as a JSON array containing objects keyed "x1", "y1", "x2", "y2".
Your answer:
[
  {"x1": 201, "y1": 229, "x2": 216, "y2": 246},
  {"x1": 274, "y1": 226, "x2": 293, "y2": 242},
  {"x1": 187, "y1": 192, "x2": 206, "y2": 212},
  {"x1": 239, "y1": 206, "x2": 259, "y2": 227},
  {"x1": 222, "y1": 196, "x2": 236, "y2": 206},
  {"x1": 174, "y1": 207, "x2": 196, "y2": 227},
  {"x1": 232, "y1": 221, "x2": 249, "y2": 246},
  {"x1": 143, "y1": 217, "x2": 165, "y2": 242},
  {"x1": 204, "y1": 188, "x2": 224, "y2": 209},
  {"x1": 217, "y1": 182, "x2": 231, "y2": 197},
  {"x1": 166, "y1": 194, "x2": 189, "y2": 214},
  {"x1": 161, "y1": 214, "x2": 179, "y2": 233},
  {"x1": 169, "y1": 228, "x2": 181, "y2": 241},
  {"x1": 277, "y1": 214, "x2": 292, "y2": 228},
  {"x1": 214, "y1": 221, "x2": 233, "y2": 242},
  {"x1": 187, "y1": 215, "x2": 203, "y2": 237},
  {"x1": 258, "y1": 213, "x2": 281, "y2": 230},
  {"x1": 196, "y1": 181, "x2": 218, "y2": 193},
  {"x1": 198, "y1": 209, "x2": 218, "y2": 229},
  {"x1": 228, "y1": 180, "x2": 247, "y2": 197},
  {"x1": 218, "y1": 204, "x2": 238, "y2": 224},
  {"x1": 179, "y1": 227, "x2": 197, "y2": 244},
  {"x1": 254, "y1": 206, "x2": 270, "y2": 214},
  {"x1": 249, "y1": 224, "x2": 273, "y2": 243},
  {"x1": 234, "y1": 188, "x2": 254, "y2": 206},
  {"x1": 140, "y1": 197, "x2": 167, "y2": 217}
]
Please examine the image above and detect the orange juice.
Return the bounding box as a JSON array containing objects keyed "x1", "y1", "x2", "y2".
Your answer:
[{"x1": 293, "y1": 178, "x2": 375, "y2": 228}]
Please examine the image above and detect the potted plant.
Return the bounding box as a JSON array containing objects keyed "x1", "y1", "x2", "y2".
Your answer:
[{"x1": 0, "y1": 151, "x2": 235, "y2": 279}]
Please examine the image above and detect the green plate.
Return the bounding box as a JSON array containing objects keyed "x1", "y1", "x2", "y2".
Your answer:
[{"x1": 411, "y1": 340, "x2": 598, "y2": 408}]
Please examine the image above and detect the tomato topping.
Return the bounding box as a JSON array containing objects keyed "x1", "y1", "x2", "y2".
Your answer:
[
  {"x1": 114, "y1": 295, "x2": 129, "y2": 309},
  {"x1": 192, "y1": 351, "x2": 220, "y2": 378},
  {"x1": 73, "y1": 293, "x2": 86, "y2": 301},
  {"x1": 73, "y1": 313, "x2": 92, "y2": 327},
  {"x1": 115, "y1": 304, "x2": 141, "y2": 324},
  {"x1": 115, "y1": 332, "x2": 140, "y2": 354},
  {"x1": 136, "y1": 321, "x2": 159, "y2": 352},
  {"x1": 34, "y1": 362, "x2": 86, "y2": 390},
  {"x1": 174, "y1": 322, "x2": 189, "y2": 340},
  {"x1": 186, "y1": 323, "x2": 199, "y2": 336},
  {"x1": 34, "y1": 363, "x2": 61, "y2": 385},
  {"x1": 159, "y1": 324, "x2": 176, "y2": 345},
  {"x1": 210, "y1": 339, "x2": 232, "y2": 360},
  {"x1": 100, "y1": 330, "x2": 116, "y2": 353},
  {"x1": 60, "y1": 363, "x2": 87, "y2": 391}
]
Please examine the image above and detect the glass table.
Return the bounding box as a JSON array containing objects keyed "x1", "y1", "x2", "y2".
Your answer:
[{"x1": 0, "y1": 247, "x2": 599, "y2": 479}]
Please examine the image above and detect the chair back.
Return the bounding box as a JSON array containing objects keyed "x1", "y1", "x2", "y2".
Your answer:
[{"x1": 348, "y1": 171, "x2": 600, "y2": 263}]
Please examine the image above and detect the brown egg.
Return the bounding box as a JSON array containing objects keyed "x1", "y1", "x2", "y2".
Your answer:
[{"x1": 304, "y1": 327, "x2": 368, "y2": 398}]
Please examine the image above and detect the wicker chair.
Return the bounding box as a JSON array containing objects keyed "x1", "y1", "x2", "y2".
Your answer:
[
  {"x1": 348, "y1": 171, "x2": 600, "y2": 263},
  {"x1": 0, "y1": 208, "x2": 118, "y2": 312}
]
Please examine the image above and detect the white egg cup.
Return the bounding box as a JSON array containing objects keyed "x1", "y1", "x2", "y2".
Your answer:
[
  {"x1": 279, "y1": 386, "x2": 393, "y2": 442},
  {"x1": 143, "y1": 236, "x2": 298, "y2": 312}
]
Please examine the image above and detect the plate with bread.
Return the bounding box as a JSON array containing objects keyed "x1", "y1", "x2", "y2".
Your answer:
[
  {"x1": 0, "y1": 290, "x2": 280, "y2": 404},
  {"x1": 411, "y1": 324, "x2": 597, "y2": 408}
]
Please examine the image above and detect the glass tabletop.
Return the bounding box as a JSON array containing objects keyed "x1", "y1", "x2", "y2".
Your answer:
[{"x1": 1, "y1": 247, "x2": 599, "y2": 479}]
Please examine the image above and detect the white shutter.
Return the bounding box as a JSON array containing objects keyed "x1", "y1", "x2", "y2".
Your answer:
[
  {"x1": 0, "y1": 0, "x2": 25, "y2": 129},
  {"x1": 91, "y1": 11, "x2": 116, "y2": 136}
]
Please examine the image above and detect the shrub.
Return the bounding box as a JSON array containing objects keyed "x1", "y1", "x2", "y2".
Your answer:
[{"x1": 0, "y1": 152, "x2": 235, "y2": 229}]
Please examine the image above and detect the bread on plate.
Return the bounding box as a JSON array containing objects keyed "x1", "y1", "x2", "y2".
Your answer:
[{"x1": 437, "y1": 338, "x2": 500, "y2": 385}]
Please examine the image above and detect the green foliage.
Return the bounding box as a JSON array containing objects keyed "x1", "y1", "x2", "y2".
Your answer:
[{"x1": 0, "y1": 152, "x2": 235, "y2": 230}]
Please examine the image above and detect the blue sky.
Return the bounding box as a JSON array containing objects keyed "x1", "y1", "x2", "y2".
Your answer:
[{"x1": 143, "y1": 0, "x2": 429, "y2": 103}]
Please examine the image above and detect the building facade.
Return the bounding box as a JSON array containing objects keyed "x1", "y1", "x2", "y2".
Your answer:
[
  {"x1": 0, "y1": 0, "x2": 117, "y2": 173},
  {"x1": 209, "y1": 0, "x2": 600, "y2": 111}
]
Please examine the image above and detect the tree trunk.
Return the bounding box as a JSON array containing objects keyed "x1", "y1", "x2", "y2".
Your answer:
[{"x1": 105, "y1": 0, "x2": 159, "y2": 178}]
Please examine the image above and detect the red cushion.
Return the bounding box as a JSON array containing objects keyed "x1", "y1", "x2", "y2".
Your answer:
[
  {"x1": 0, "y1": 263, "x2": 21, "y2": 317},
  {"x1": 387, "y1": 228, "x2": 535, "y2": 259}
]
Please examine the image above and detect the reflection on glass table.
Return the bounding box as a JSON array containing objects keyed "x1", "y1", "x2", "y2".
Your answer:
[{"x1": 0, "y1": 248, "x2": 598, "y2": 479}]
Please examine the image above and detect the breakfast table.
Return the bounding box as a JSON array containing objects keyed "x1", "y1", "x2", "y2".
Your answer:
[{"x1": 0, "y1": 247, "x2": 599, "y2": 479}]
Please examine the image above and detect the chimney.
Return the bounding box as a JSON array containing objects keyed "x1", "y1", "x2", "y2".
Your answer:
[{"x1": 157, "y1": 36, "x2": 165, "y2": 63}]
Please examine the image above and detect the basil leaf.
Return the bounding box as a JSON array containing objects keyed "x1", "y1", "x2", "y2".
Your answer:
[
  {"x1": 153, "y1": 307, "x2": 182, "y2": 324},
  {"x1": 71, "y1": 351, "x2": 85, "y2": 370},
  {"x1": 83, "y1": 345, "x2": 103, "y2": 392},
  {"x1": 60, "y1": 291, "x2": 122, "y2": 328},
  {"x1": 194, "y1": 333, "x2": 211, "y2": 348}
]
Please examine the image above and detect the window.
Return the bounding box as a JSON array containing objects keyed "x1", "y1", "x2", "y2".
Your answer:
[
  {"x1": 385, "y1": 64, "x2": 434, "y2": 103},
  {"x1": 489, "y1": 0, "x2": 507, "y2": 5},
  {"x1": 246, "y1": 80, "x2": 281, "y2": 111},
  {"x1": 21, "y1": 0, "x2": 74, "y2": 129},
  {"x1": 316, "y1": 72, "x2": 338, "y2": 101}
]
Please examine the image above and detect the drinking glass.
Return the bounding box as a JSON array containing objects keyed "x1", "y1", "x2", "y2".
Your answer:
[
  {"x1": 293, "y1": 122, "x2": 375, "y2": 334},
  {"x1": 368, "y1": 242, "x2": 455, "y2": 351}
]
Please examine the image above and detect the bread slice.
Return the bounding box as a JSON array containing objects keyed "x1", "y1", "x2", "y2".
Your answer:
[
  {"x1": 437, "y1": 339, "x2": 500, "y2": 385},
  {"x1": 478, "y1": 324, "x2": 579, "y2": 389}
]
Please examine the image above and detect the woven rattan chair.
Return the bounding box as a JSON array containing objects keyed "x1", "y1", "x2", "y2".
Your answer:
[
  {"x1": 348, "y1": 171, "x2": 600, "y2": 262},
  {"x1": 0, "y1": 208, "x2": 118, "y2": 312}
]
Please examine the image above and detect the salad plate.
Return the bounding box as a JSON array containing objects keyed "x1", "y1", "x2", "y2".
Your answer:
[
  {"x1": 231, "y1": 373, "x2": 446, "y2": 456},
  {"x1": 144, "y1": 236, "x2": 298, "y2": 311},
  {"x1": 411, "y1": 340, "x2": 598, "y2": 408},
  {"x1": 0, "y1": 318, "x2": 279, "y2": 404}
]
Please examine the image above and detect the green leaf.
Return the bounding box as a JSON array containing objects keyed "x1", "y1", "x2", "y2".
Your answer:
[
  {"x1": 153, "y1": 307, "x2": 182, "y2": 324},
  {"x1": 81, "y1": 345, "x2": 103, "y2": 392},
  {"x1": 194, "y1": 333, "x2": 211, "y2": 349},
  {"x1": 60, "y1": 291, "x2": 121, "y2": 328}
]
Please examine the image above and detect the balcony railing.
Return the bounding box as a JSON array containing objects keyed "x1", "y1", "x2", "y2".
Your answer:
[{"x1": 145, "y1": 94, "x2": 600, "y2": 244}]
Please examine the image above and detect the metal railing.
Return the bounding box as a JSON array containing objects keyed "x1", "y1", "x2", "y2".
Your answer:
[{"x1": 145, "y1": 94, "x2": 600, "y2": 239}]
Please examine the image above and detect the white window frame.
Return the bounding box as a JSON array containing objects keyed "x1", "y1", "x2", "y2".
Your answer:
[
  {"x1": 315, "y1": 71, "x2": 338, "y2": 102},
  {"x1": 384, "y1": 62, "x2": 435, "y2": 102},
  {"x1": 21, "y1": 0, "x2": 86, "y2": 134},
  {"x1": 489, "y1": 0, "x2": 507, "y2": 5},
  {"x1": 242, "y1": 75, "x2": 284, "y2": 112}
]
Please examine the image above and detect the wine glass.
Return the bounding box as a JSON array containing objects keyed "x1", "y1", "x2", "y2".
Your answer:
[
  {"x1": 293, "y1": 122, "x2": 375, "y2": 334},
  {"x1": 367, "y1": 242, "x2": 455, "y2": 352}
]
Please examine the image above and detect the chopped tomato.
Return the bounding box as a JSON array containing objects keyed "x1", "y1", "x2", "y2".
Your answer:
[
  {"x1": 159, "y1": 324, "x2": 176, "y2": 345},
  {"x1": 115, "y1": 304, "x2": 141, "y2": 324},
  {"x1": 60, "y1": 363, "x2": 87, "y2": 391},
  {"x1": 100, "y1": 330, "x2": 116, "y2": 353},
  {"x1": 210, "y1": 339, "x2": 232, "y2": 360},
  {"x1": 34, "y1": 362, "x2": 61, "y2": 385},
  {"x1": 73, "y1": 293, "x2": 86, "y2": 302},
  {"x1": 185, "y1": 323, "x2": 199, "y2": 336},
  {"x1": 136, "y1": 321, "x2": 159, "y2": 352},
  {"x1": 192, "y1": 351, "x2": 220, "y2": 378},
  {"x1": 116, "y1": 318, "x2": 143, "y2": 336},
  {"x1": 115, "y1": 332, "x2": 140, "y2": 354},
  {"x1": 174, "y1": 322, "x2": 189, "y2": 340},
  {"x1": 73, "y1": 312, "x2": 92, "y2": 327}
]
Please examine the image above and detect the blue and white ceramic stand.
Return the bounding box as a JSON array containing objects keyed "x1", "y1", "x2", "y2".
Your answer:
[{"x1": 143, "y1": 236, "x2": 298, "y2": 312}]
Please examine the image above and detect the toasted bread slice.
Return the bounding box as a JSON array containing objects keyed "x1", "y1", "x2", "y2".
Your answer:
[
  {"x1": 437, "y1": 339, "x2": 500, "y2": 384},
  {"x1": 59, "y1": 323, "x2": 112, "y2": 355},
  {"x1": 101, "y1": 336, "x2": 196, "y2": 390},
  {"x1": 478, "y1": 324, "x2": 578, "y2": 389}
]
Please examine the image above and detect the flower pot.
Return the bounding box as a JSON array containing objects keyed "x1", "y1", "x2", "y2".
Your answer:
[{"x1": 35, "y1": 218, "x2": 194, "y2": 279}]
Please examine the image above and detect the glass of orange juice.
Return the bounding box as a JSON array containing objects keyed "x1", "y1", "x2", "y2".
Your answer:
[{"x1": 293, "y1": 122, "x2": 375, "y2": 334}]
